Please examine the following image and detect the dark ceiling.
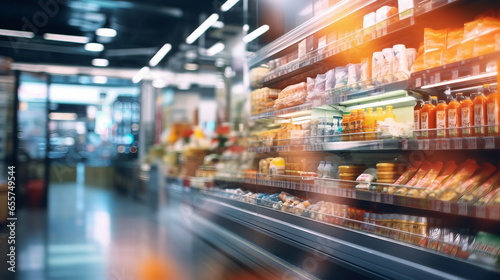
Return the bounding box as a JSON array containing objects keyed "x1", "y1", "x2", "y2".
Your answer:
[{"x1": 0, "y1": 0, "x2": 264, "y2": 71}]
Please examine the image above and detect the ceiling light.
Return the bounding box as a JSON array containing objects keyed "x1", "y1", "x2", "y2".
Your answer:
[
  {"x1": 212, "y1": 21, "x2": 225, "y2": 29},
  {"x1": 49, "y1": 113, "x2": 78, "y2": 121},
  {"x1": 92, "y1": 58, "x2": 109, "y2": 67},
  {"x1": 96, "y1": 17, "x2": 117, "y2": 38},
  {"x1": 206, "y1": 42, "x2": 225, "y2": 56},
  {"x1": 149, "y1": 43, "x2": 172, "y2": 67},
  {"x1": 85, "y1": 42, "x2": 104, "y2": 52},
  {"x1": 93, "y1": 76, "x2": 108, "y2": 84},
  {"x1": 43, "y1": 33, "x2": 88, "y2": 43},
  {"x1": 0, "y1": 28, "x2": 34, "y2": 38},
  {"x1": 152, "y1": 79, "x2": 166, "y2": 88},
  {"x1": 132, "y1": 66, "x2": 150, "y2": 83},
  {"x1": 186, "y1": 13, "x2": 219, "y2": 44},
  {"x1": 243, "y1": 25, "x2": 269, "y2": 43},
  {"x1": 221, "y1": 0, "x2": 240, "y2": 12},
  {"x1": 184, "y1": 63, "x2": 199, "y2": 71}
]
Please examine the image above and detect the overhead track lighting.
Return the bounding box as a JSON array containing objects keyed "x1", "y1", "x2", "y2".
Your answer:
[
  {"x1": 149, "y1": 43, "x2": 172, "y2": 67},
  {"x1": 43, "y1": 33, "x2": 88, "y2": 43},
  {"x1": 85, "y1": 41, "x2": 104, "y2": 52},
  {"x1": 206, "y1": 42, "x2": 225, "y2": 56},
  {"x1": 0, "y1": 28, "x2": 34, "y2": 38},
  {"x1": 243, "y1": 25, "x2": 269, "y2": 43},
  {"x1": 221, "y1": 0, "x2": 240, "y2": 12},
  {"x1": 186, "y1": 13, "x2": 219, "y2": 44},
  {"x1": 132, "y1": 66, "x2": 150, "y2": 83},
  {"x1": 92, "y1": 58, "x2": 109, "y2": 67},
  {"x1": 96, "y1": 17, "x2": 117, "y2": 37}
]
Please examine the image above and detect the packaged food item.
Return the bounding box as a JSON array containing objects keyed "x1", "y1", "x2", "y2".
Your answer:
[
  {"x1": 459, "y1": 19, "x2": 480, "y2": 60},
  {"x1": 375, "y1": 6, "x2": 398, "y2": 37},
  {"x1": 393, "y1": 162, "x2": 422, "y2": 185},
  {"x1": 427, "y1": 227, "x2": 443, "y2": 250},
  {"x1": 447, "y1": 97, "x2": 462, "y2": 137},
  {"x1": 429, "y1": 160, "x2": 480, "y2": 199},
  {"x1": 442, "y1": 28, "x2": 464, "y2": 64},
  {"x1": 334, "y1": 66, "x2": 348, "y2": 88},
  {"x1": 324, "y1": 69, "x2": 336, "y2": 91},
  {"x1": 359, "y1": 57, "x2": 371, "y2": 87},
  {"x1": 395, "y1": 161, "x2": 433, "y2": 195},
  {"x1": 274, "y1": 82, "x2": 308, "y2": 110},
  {"x1": 393, "y1": 44, "x2": 410, "y2": 81},
  {"x1": 341, "y1": 113, "x2": 351, "y2": 141},
  {"x1": 382, "y1": 48, "x2": 394, "y2": 83},
  {"x1": 356, "y1": 109, "x2": 365, "y2": 140},
  {"x1": 407, "y1": 161, "x2": 444, "y2": 197},
  {"x1": 473, "y1": 88, "x2": 488, "y2": 136},
  {"x1": 476, "y1": 187, "x2": 500, "y2": 205},
  {"x1": 468, "y1": 232, "x2": 500, "y2": 266},
  {"x1": 414, "y1": 217, "x2": 428, "y2": 247},
  {"x1": 473, "y1": 17, "x2": 500, "y2": 57},
  {"x1": 460, "y1": 170, "x2": 500, "y2": 203},
  {"x1": 347, "y1": 63, "x2": 361, "y2": 88},
  {"x1": 461, "y1": 95, "x2": 475, "y2": 136},
  {"x1": 372, "y1": 51, "x2": 384, "y2": 84},
  {"x1": 306, "y1": 77, "x2": 315, "y2": 103},
  {"x1": 269, "y1": 157, "x2": 286, "y2": 175},
  {"x1": 438, "y1": 162, "x2": 496, "y2": 201},
  {"x1": 376, "y1": 162, "x2": 400, "y2": 172},
  {"x1": 423, "y1": 28, "x2": 447, "y2": 68},
  {"x1": 406, "y1": 47, "x2": 417, "y2": 69},
  {"x1": 486, "y1": 85, "x2": 500, "y2": 136},
  {"x1": 419, "y1": 161, "x2": 458, "y2": 198}
]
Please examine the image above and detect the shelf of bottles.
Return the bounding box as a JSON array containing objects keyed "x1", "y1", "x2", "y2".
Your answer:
[{"x1": 213, "y1": 172, "x2": 500, "y2": 221}]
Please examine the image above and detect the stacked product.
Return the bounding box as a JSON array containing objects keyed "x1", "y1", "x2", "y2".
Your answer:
[{"x1": 250, "y1": 87, "x2": 280, "y2": 115}]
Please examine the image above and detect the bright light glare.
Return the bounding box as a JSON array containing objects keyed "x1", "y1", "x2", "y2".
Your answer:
[
  {"x1": 149, "y1": 43, "x2": 172, "y2": 67},
  {"x1": 93, "y1": 76, "x2": 108, "y2": 84},
  {"x1": 132, "y1": 66, "x2": 150, "y2": 83},
  {"x1": 84, "y1": 42, "x2": 104, "y2": 52},
  {"x1": 243, "y1": 25, "x2": 269, "y2": 43},
  {"x1": 0, "y1": 28, "x2": 34, "y2": 38},
  {"x1": 49, "y1": 113, "x2": 78, "y2": 121},
  {"x1": 186, "y1": 13, "x2": 219, "y2": 44},
  {"x1": 44, "y1": 33, "x2": 88, "y2": 43},
  {"x1": 91, "y1": 58, "x2": 109, "y2": 67},
  {"x1": 206, "y1": 42, "x2": 225, "y2": 56},
  {"x1": 221, "y1": 0, "x2": 240, "y2": 12},
  {"x1": 96, "y1": 27, "x2": 117, "y2": 37}
]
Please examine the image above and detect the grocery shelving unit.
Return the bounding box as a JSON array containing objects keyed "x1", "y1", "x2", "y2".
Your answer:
[{"x1": 161, "y1": 0, "x2": 500, "y2": 278}]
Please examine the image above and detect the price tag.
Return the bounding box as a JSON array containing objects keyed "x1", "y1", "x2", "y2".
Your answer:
[
  {"x1": 466, "y1": 138, "x2": 477, "y2": 149},
  {"x1": 402, "y1": 139, "x2": 408, "y2": 150},
  {"x1": 476, "y1": 205, "x2": 486, "y2": 218},
  {"x1": 418, "y1": 140, "x2": 424, "y2": 149},
  {"x1": 415, "y1": 77, "x2": 422, "y2": 88},
  {"x1": 451, "y1": 138, "x2": 463, "y2": 149},
  {"x1": 452, "y1": 70, "x2": 459, "y2": 80},
  {"x1": 485, "y1": 136, "x2": 495, "y2": 149},
  {"x1": 472, "y1": 64, "x2": 480, "y2": 75},
  {"x1": 424, "y1": 139, "x2": 430, "y2": 150},
  {"x1": 434, "y1": 200, "x2": 443, "y2": 212},
  {"x1": 434, "y1": 73, "x2": 441, "y2": 83},
  {"x1": 443, "y1": 201, "x2": 451, "y2": 213},
  {"x1": 489, "y1": 206, "x2": 500, "y2": 220},
  {"x1": 385, "y1": 194, "x2": 394, "y2": 205},
  {"x1": 441, "y1": 139, "x2": 451, "y2": 150},
  {"x1": 458, "y1": 203, "x2": 468, "y2": 215},
  {"x1": 371, "y1": 192, "x2": 382, "y2": 202}
]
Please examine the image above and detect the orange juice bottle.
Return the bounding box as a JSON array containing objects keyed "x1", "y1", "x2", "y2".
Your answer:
[
  {"x1": 385, "y1": 106, "x2": 395, "y2": 121},
  {"x1": 414, "y1": 100, "x2": 424, "y2": 131},
  {"x1": 357, "y1": 109, "x2": 365, "y2": 141},
  {"x1": 447, "y1": 97, "x2": 461, "y2": 137},
  {"x1": 341, "y1": 113, "x2": 351, "y2": 141},
  {"x1": 474, "y1": 87, "x2": 488, "y2": 136},
  {"x1": 420, "y1": 99, "x2": 436, "y2": 138},
  {"x1": 364, "y1": 108, "x2": 377, "y2": 140},
  {"x1": 487, "y1": 85, "x2": 500, "y2": 136},
  {"x1": 349, "y1": 110, "x2": 358, "y2": 141},
  {"x1": 461, "y1": 95, "x2": 474, "y2": 137},
  {"x1": 435, "y1": 100, "x2": 448, "y2": 138}
]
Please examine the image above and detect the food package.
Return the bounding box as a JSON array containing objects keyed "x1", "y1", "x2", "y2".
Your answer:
[
  {"x1": 347, "y1": 63, "x2": 361, "y2": 88},
  {"x1": 428, "y1": 160, "x2": 480, "y2": 199},
  {"x1": 406, "y1": 161, "x2": 444, "y2": 197},
  {"x1": 393, "y1": 44, "x2": 410, "y2": 81},
  {"x1": 359, "y1": 57, "x2": 372, "y2": 87},
  {"x1": 325, "y1": 69, "x2": 336, "y2": 91},
  {"x1": 315, "y1": 73, "x2": 327, "y2": 103},
  {"x1": 476, "y1": 187, "x2": 500, "y2": 205},
  {"x1": 372, "y1": 51, "x2": 384, "y2": 84},
  {"x1": 459, "y1": 19, "x2": 481, "y2": 60},
  {"x1": 394, "y1": 161, "x2": 433, "y2": 196},
  {"x1": 274, "y1": 82, "x2": 308, "y2": 109},
  {"x1": 438, "y1": 162, "x2": 497, "y2": 202},
  {"x1": 468, "y1": 232, "x2": 500, "y2": 266},
  {"x1": 375, "y1": 6, "x2": 398, "y2": 37},
  {"x1": 306, "y1": 77, "x2": 315, "y2": 103},
  {"x1": 459, "y1": 170, "x2": 500, "y2": 203},
  {"x1": 474, "y1": 17, "x2": 500, "y2": 57},
  {"x1": 419, "y1": 161, "x2": 458, "y2": 198},
  {"x1": 393, "y1": 161, "x2": 422, "y2": 185},
  {"x1": 334, "y1": 66, "x2": 348, "y2": 88},
  {"x1": 382, "y1": 48, "x2": 395, "y2": 83},
  {"x1": 423, "y1": 28, "x2": 447, "y2": 69},
  {"x1": 442, "y1": 28, "x2": 464, "y2": 65}
]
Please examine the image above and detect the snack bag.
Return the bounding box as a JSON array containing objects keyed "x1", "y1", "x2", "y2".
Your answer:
[
  {"x1": 468, "y1": 232, "x2": 500, "y2": 266},
  {"x1": 442, "y1": 28, "x2": 464, "y2": 64},
  {"x1": 474, "y1": 17, "x2": 500, "y2": 57}
]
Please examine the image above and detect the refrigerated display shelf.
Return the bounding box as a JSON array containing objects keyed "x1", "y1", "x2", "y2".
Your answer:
[
  {"x1": 409, "y1": 51, "x2": 500, "y2": 92},
  {"x1": 257, "y1": 0, "x2": 462, "y2": 86},
  {"x1": 213, "y1": 176, "x2": 500, "y2": 221},
  {"x1": 165, "y1": 185, "x2": 500, "y2": 279}
]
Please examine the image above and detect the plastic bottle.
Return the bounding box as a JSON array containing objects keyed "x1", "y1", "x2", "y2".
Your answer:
[
  {"x1": 414, "y1": 99, "x2": 424, "y2": 131},
  {"x1": 487, "y1": 85, "x2": 500, "y2": 136},
  {"x1": 349, "y1": 110, "x2": 358, "y2": 141},
  {"x1": 457, "y1": 92, "x2": 465, "y2": 102},
  {"x1": 435, "y1": 100, "x2": 448, "y2": 138},
  {"x1": 341, "y1": 113, "x2": 350, "y2": 141},
  {"x1": 269, "y1": 157, "x2": 286, "y2": 175},
  {"x1": 384, "y1": 105, "x2": 396, "y2": 121},
  {"x1": 420, "y1": 99, "x2": 436, "y2": 138},
  {"x1": 375, "y1": 107, "x2": 385, "y2": 128},
  {"x1": 317, "y1": 161, "x2": 326, "y2": 177},
  {"x1": 357, "y1": 109, "x2": 365, "y2": 141},
  {"x1": 364, "y1": 108, "x2": 377, "y2": 140},
  {"x1": 447, "y1": 97, "x2": 461, "y2": 137},
  {"x1": 461, "y1": 95, "x2": 474, "y2": 137},
  {"x1": 474, "y1": 87, "x2": 488, "y2": 136}
]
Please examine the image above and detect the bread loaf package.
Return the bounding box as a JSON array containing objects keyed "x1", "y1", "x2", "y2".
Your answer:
[
  {"x1": 427, "y1": 160, "x2": 479, "y2": 199},
  {"x1": 419, "y1": 161, "x2": 458, "y2": 198}
]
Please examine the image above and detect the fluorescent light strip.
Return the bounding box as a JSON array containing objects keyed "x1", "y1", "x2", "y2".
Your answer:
[
  {"x1": 93, "y1": 76, "x2": 108, "y2": 84},
  {"x1": 96, "y1": 27, "x2": 117, "y2": 38},
  {"x1": 44, "y1": 33, "x2": 89, "y2": 43},
  {"x1": 132, "y1": 66, "x2": 150, "y2": 83},
  {"x1": 340, "y1": 90, "x2": 408, "y2": 106},
  {"x1": 0, "y1": 28, "x2": 34, "y2": 38},
  {"x1": 186, "y1": 13, "x2": 219, "y2": 44},
  {"x1": 221, "y1": 0, "x2": 240, "y2": 12},
  {"x1": 345, "y1": 96, "x2": 416, "y2": 111},
  {"x1": 276, "y1": 109, "x2": 312, "y2": 119},
  {"x1": 420, "y1": 72, "x2": 497, "y2": 89},
  {"x1": 49, "y1": 113, "x2": 77, "y2": 121},
  {"x1": 149, "y1": 43, "x2": 172, "y2": 67},
  {"x1": 84, "y1": 42, "x2": 104, "y2": 52},
  {"x1": 92, "y1": 58, "x2": 109, "y2": 67},
  {"x1": 206, "y1": 42, "x2": 225, "y2": 56},
  {"x1": 243, "y1": 25, "x2": 269, "y2": 43}
]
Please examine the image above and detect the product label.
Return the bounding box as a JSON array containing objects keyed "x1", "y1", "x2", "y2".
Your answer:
[
  {"x1": 448, "y1": 109, "x2": 457, "y2": 127},
  {"x1": 436, "y1": 111, "x2": 446, "y2": 128},
  {"x1": 414, "y1": 110, "x2": 420, "y2": 130},
  {"x1": 421, "y1": 112, "x2": 429, "y2": 137},
  {"x1": 487, "y1": 102, "x2": 499, "y2": 134},
  {"x1": 462, "y1": 107, "x2": 471, "y2": 127}
]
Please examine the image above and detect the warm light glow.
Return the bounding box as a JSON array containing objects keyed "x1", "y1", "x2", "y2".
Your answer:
[
  {"x1": 345, "y1": 96, "x2": 416, "y2": 111},
  {"x1": 44, "y1": 33, "x2": 89, "y2": 43},
  {"x1": 420, "y1": 72, "x2": 498, "y2": 89},
  {"x1": 0, "y1": 28, "x2": 34, "y2": 38},
  {"x1": 132, "y1": 66, "x2": 150, "y2": 83},
  {"x1": 149, "y1": 43, "x2": 172, "y2": 67},
  {"x1": 184, "y1": 63, "x2": 199, "y2": 71},
  {"x1": 186, "y1": 13, "x2": 219, "y2": 44},
  {"x1": 243, "y1": 25, "x2": 269, "y2": 43},
  {"x1": 96, "y1": 27, "x2": 117, "y2": 38},
  {"x1": 84, "y1": 42, "x2": 104, "y2": 52},
  {"x1": 206, "y1": 42, "x2": 225, "y2": 56},
  {"x1": 91, "y1": 58, "x2": 109, "y2": 67},
  {"x1": 221, "y1": 0, "x2": 240, "y2": 12},
  {"x1": 93, "y1": 76, "x2": 108, "y2": 84},
  {"x1": 49, "y1": 113, "x2": 78, "y2": 121}
]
